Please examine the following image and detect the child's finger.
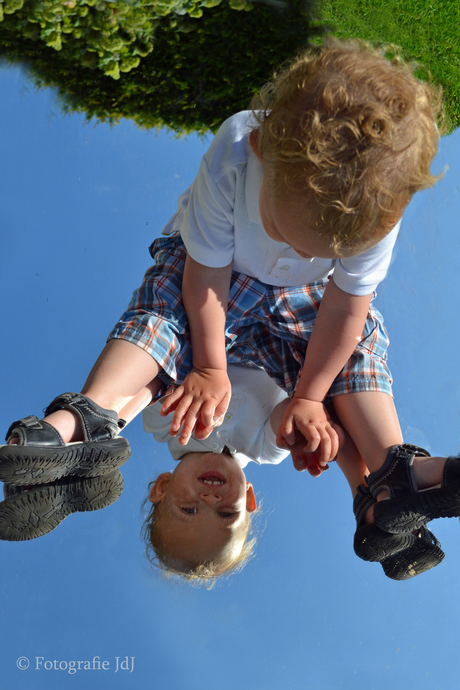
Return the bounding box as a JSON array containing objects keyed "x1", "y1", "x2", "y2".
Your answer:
[
  {"x1": 193, "y1": 421, "x2": 215, "y2": 440},
  {"x1": 292, "y1": 452, "x2": 309, "y2": 472},
  {"x1": 195, "y1": 394, "x2": 229, "y2": 439},
  {"x1": 276, "y1": 428, "x2": 292, "y2": 448},
  {"x1": 296, "y1": 422, "x2": 320, "y2": 454},
  {"x1": 304, "y1": 452, "x2": 328, "y2": 477},
  {"x1": 326, "y1": 425, "x2": 340, "y2": 464},
  {"x1": 168, "y1": 394, "x2": 195, "y2": 435},
  {"x1": 160, "y1": 387, "x2": 184, "y2": 416},
  {"x1": 200, "y1": 399, "x2": 219, "y2": 429},
  {"x1": 279, "y1": 416, "x2": 296, "y2": 447},
  {"x1": 314, "y1": 428, "x2": 331, "y2": 467},
  {"x1": 332, "y1": 422, "x2": 346, "y2": 452},
  {"x1": 328, "y1": 423, "x2": 341, "y2": 461},
  {"x1": 291, "y1": 448, "x2": 326, "y2": 476},
  {"x1": 212, "y1": 393, "x2": 231, "y2": 426},
  {"x1": 178, "y1": 405, "x2": 203, "y2": 445}
]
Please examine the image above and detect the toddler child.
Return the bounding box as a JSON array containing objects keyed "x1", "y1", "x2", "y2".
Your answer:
[{"x1": 0, "y1": 38, "x2": 457, "y2": 578}]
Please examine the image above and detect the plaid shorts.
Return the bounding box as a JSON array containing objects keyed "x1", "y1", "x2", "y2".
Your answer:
[{"x1": 108, "y1": 234, "x2": 393, "y2": 398}]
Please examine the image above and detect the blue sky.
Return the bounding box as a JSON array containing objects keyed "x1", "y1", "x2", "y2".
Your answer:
[{"x1": 1, "y1": 62, "x2": 460, "y2": 690}]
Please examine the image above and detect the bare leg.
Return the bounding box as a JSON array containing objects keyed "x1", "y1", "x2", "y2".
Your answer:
[
  {"x1": 335, "y1": 432, "x2": 368, "y2": 498},
  {"x1": 332, "y1": 392, "x2": 402, "y2": 473},
  {"x1": 41, "y1": 340, "x2": 162, "y2": 443},
  {"x1": 332, "y1": 423, "x2": 381, "y2": 524},
  {"x1": 332, "y1": 391, "x2": 447, "y2": 490},
  {"x1": 81, "y1": 340, "x2": 161, "y2": 410},
  {"x1": 117, "y1": 379, "x2": 163, "y2": 427}
]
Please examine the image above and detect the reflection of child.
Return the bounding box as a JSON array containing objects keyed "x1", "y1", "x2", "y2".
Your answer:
[{"x1": 142, "y1": 364, "x2": 289, "y2": 579}]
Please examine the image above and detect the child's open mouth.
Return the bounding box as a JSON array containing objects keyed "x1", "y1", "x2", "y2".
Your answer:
[{"x1": 197, "y1": 471, "x2": 226, "y2": 486}]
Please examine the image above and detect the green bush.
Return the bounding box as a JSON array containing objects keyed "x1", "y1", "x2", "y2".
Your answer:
[
  {"x1": 0, "y1": 0, "x2": 257, "y2": 78},
  {"x1": 0, "y1": 0, "x2": 319, "y2": 132}
]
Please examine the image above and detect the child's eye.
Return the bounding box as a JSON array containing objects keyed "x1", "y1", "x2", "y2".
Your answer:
[
  {"x1": 218, "y1": 512, "x2": 235, "y2": 518},
  {"x1": 181, "y1": 507, "x2": 196, "y2": 515}
]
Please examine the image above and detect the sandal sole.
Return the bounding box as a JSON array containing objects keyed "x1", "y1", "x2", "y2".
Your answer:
[
  {"x1": 381, "y1": 541, "x2": 445, "y2": 580},
  {"x1": 373, "y1": 482, "x2": 460, "y2": 533},
  {"x1": 0, "y1": 438, "x2": 131, "y2": 486},
  {"x1": 354, "y1": 523, "x2": 415, "y2": 562},
  {"x1": 0, "y1": 471, "x2": 123, "y2": 541}
]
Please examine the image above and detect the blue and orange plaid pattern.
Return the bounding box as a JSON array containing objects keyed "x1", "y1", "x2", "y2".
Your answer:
[{"x1": 108, "y1": 234, "x2": 392, "y2": 398}]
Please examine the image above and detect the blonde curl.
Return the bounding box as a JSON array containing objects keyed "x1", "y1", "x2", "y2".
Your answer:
[{"x1": 251, "y1": 38, "x2": 445, "y2": 254}]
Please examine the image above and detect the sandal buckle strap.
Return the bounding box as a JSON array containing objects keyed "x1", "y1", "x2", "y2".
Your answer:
[
  {"x1": 442, "y1": 455, "x2": 460, "y2": 486},
  {"x1": 366, "y1": 444, "x2": 430, "y2": 500},
  {"x1": 353, "y1": 484, "x2": 374, "y2": 528},
  {"x1": 43, "y1": 393, "x2": 119, "y2": 443},
  {"x1": 5, "y1": 416, "x2": 65, "y2": 447}
]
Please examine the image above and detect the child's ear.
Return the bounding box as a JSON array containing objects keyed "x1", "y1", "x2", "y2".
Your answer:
[
  {"x1": 249, "y1": 130, "x2": 263, "y2": 162},
  {"x1": 148, "y1": 473, "x2": 172, "y2": 504},
  {"x1": 245, "y1": 483, "x2": 257, "y2": 512}
]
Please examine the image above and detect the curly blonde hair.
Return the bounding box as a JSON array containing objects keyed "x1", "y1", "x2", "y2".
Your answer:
[{"x1": 251, "y1": 38, "x2": 445, "y2": 254}]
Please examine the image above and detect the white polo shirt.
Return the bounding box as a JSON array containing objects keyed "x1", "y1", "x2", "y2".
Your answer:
[
  {"x1": 161, "y1": 111, "x2": 400, "y2": 296},
  {"x1": 142, "y1": 365, "x2": 290, "y2": 469}
]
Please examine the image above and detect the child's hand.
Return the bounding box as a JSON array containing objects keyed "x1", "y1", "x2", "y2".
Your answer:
[
  {"x1": 288, "y1": 428, "x2": 328, "y2": 476},
  {"x1": 160, "y1": 367, "x2": 231, "y2": 446},
  {"x1": 276, "y1": 397, "x2": 342, "y2": 468}
]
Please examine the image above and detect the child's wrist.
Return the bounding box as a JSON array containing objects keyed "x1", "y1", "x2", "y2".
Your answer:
[
  {"x1": 292, "y1": 393, "x2": 324, "y2": 404},
  {"x1": 192, "y1": 363, "x2": 227, "y2": 374},
  {"x1": 191, "y1": 347, "x2": 227, "y2": 373}
]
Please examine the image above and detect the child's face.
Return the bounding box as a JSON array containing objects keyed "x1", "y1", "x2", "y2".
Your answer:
[
  {"x1": 149, "y1": 452, "x2": 257, "y2": 570},
  {"x1": 258, "y1": 175, "x2": 342, "y2": 260}
]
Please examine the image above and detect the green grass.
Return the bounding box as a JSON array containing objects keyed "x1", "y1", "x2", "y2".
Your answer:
[{"x1": 317, "y1": 0, "x2": 460, "y2": 132}]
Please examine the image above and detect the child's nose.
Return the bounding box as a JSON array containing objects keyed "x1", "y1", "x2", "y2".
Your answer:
[{"x1": 198, "y1": 491, "x2": 222, "y2": 505}]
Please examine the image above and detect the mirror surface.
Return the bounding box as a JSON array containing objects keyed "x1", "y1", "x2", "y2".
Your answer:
[{"x1": 1, "y1": 64, "x2": 460, "y2": 690}]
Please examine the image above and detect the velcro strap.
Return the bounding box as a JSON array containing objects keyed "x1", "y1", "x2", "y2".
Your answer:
[
  {"x1": 5, "y1": 416, "x2": 64, "y2": 447},
  {"x1": 442, "y1": 456, "x2": 460, "y2": 486},
  {"x1": 43, "y1": 392, "x2": 118, "y2": 442}
]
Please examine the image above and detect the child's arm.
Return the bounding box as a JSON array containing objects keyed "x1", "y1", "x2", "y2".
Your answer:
[
  {"x1": 277, "y1": 277, "x2": 373, "y2": 466},
  {"x1": 160, "y1": 254, "x2": 233, "y2": 445}
]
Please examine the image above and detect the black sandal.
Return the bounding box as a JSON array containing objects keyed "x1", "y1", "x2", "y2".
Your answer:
[
  {"x1": 367, "y1": 444, "x2": 460, "y2": 533},
  {"x1": 0, "y1": 470, "x2": 124, "y2": 541},
  {"x1": 0, "y1": 393, "x2": 131, "y2": 486},
  {"x1": 353, "y1": 484, "x2": 444, "y2": 580},
  {"x1": 381, "y1": 527, "x2": 445, "y2": 580},
  {"x1": 354, "y1": 484, "x2": 414, "y2": 562}
]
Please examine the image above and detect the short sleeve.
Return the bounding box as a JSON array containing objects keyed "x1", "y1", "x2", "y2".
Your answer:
[
  {"x1": 178, "y1": 114, "x2": 253, "y2": 268},
  {"x1": 142, "y1": 402, "x2": 172, "y2": 444},
  {"x1": 232, "y1": 419, "x2": 289, "y2": 467},
  {"x1": 332, "y1": 221, "x2": 401, "y2": 295},
  {"x1": 179, "y1": 158, "x2": 235, "y2": 267},
  {"x1": 261, "y1": 418, "x2": 290, "y2": 465}
]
